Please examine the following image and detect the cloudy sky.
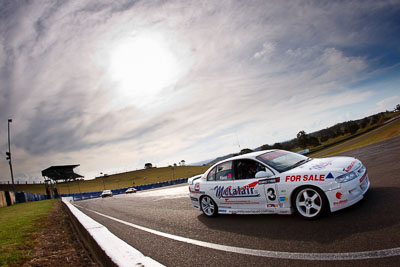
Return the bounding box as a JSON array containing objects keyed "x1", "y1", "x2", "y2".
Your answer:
[{"x1": 1, "y1": 0, "x2": 400, "y2": 183}]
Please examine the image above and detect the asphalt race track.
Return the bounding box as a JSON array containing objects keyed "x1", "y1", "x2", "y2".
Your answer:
[{"x1": 76, "y1": 136, "x2": 400, "y2": 266}]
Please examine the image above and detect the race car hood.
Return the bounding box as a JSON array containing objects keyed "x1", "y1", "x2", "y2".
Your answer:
[{"x1": 291, "y1": 156, "x2": 361, "y2": 174}]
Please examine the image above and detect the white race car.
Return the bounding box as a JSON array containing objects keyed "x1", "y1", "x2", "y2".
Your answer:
[{"x1": 188, "y1": 150, "x2": 370, "y2": 219}]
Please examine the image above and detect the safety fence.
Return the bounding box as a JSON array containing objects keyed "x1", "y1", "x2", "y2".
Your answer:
[
  {"x1": 61, "y1": 178, "x2": 189, "y2": 201},
  {"x1": 0, "y1": 191, "x2": 48, "y2": 208}
]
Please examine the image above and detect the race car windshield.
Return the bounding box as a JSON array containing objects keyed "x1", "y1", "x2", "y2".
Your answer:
[{"x1": 256, "y1": 150, "x2": 310, "y2": 173}]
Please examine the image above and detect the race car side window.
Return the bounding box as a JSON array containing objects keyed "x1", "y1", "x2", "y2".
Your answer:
[
  {"x1": 235, "y1": 159, "x2": 266, "y2": 180},
  {"x1": 215, "y1": 161, "x2": 234, "y2": 181},
  {"x1": 207, "y1": 167, "x2": 216, "y2": 181}
]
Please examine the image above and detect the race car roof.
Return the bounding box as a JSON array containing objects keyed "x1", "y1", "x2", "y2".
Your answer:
[{"x1": 210, "y1": 150, "x2": 276, "y2": 166}]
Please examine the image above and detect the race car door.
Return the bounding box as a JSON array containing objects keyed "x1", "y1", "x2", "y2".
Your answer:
[
  {"x1": 231, "y1": 159, "x2": 267, "y2": 211},
  {"x1": 206, "y1": 160, "x2": 235, "y2": 208}
]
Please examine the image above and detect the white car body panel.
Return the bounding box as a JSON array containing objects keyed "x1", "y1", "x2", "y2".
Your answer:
[{"x1": 188, "y1": 150, "x2": 370, "y2": 217}]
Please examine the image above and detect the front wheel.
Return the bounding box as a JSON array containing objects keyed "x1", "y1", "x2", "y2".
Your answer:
[
  {"x1": 200, "y1": 196, "x2": 218, "y2": 217},
  {"x1": 294, "y1": 187, "x2": 326, "y2": 220}
]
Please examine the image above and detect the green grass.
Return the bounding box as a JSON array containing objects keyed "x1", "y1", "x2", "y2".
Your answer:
[
  {"x1": 311, "y1": 119, "x2": 400, "y2": 157},
  {"x1": 0, "y1": 199, "x2": 55, "y2": 266}
]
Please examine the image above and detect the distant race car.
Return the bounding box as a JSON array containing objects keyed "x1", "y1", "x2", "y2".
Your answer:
[
  {"x1": 188, "y1": 150, "x2": 370, "y2": 219},
  {"x1": 125, "y1": 188, "x2": 137, "y2": 194},
  {"x1": 101, "y1": 190, "x2": 113, "y2": 198}
]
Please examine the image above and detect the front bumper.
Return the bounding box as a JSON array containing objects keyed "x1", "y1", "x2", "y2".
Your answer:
[{"x1": 327, "y1": 172, "x2": 370, "y2": 212}]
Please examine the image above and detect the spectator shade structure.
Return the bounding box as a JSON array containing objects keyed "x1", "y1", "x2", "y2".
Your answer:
[{"x1": 42, "y1": 165, "x2": 84, "y2": 182}]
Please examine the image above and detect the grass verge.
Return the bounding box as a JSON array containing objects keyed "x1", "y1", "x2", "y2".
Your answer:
[
  {"x1": 311, "y1": 119, "x2": 400, "y2": 157},
  {"x1": 0, "y1": 199, "x2": 55, "y2": 266}
]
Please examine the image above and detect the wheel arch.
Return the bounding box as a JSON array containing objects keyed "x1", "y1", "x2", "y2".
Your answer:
[
  {"x1": 199, "y1": 194, "x2": 219, "y2": 215},
  {"x1": 199, "y1": 194, "x2": 218, "y2": 206}
]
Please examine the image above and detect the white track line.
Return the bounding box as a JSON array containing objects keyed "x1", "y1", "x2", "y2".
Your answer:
[{"x1": 76, "y1": 205, "x2": 400, "y2": 261}]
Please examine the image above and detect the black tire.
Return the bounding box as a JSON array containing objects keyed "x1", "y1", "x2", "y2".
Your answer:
[
  {"x1": 294, "y1": 186, "x2": 327, "y2": 220},
  {"x1": 200, "y1": 195, "x2": 218, "y2": 217}
]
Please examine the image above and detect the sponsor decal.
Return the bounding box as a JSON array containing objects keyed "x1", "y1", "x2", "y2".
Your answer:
[
  {"x1": 310, "y1": 161, "x2": 332, "y2": 170},
  {"x1": 223, "y1": 199, "x2": 260, "y2": 205},
  {"x1": 326, "y1": 172, "x2": 334, "y2": 179},
  {"x1": 189, "y1": 188, "x2": 204, "y2": 194},
  {"x1": 267, "y1": 204, "x2": 278, "y2": 208},
  {"x1": 279, "y1": 196, "x2": 288, "y2": 202},
  {"x1": 220, "y1": 173, "x2": 232, "y2": 180},
  {"x1": 259, "y1": 177, "x2": 280, "y2": 184},
  {"x1": 195, "y1": 183, "x2": 200, "y2": 191},
  {"x1": 285, "y1": 174, "x2": 325, "y2": 182},
  {"x1": 219, "y1": 209, "x2": 227, "y2": 213},
  {"x1": 345, "y1": 160, "x2": 357, "y2": 172},
  {"x1": 190, "y1": 197, "x2": 199, "y2": 202},
  {"x1": 360, "y1": 172, "x2": 367, "y2": 183},
  {"x1": 261, "y1": 151, "x2": 286, "y2": 161},
  {"x1": 334, "y1": 199, "x2": 348, "y2": 206},
  {"x1": 214, "y1": 182, "x2": 260, "y2": 199},
  {"x1": 336, "y1": 192, "x2": 343, "y2": 199}
]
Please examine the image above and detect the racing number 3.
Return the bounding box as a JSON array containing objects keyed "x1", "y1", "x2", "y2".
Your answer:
[{"x1": 267, "y1": 188, "x2": 276, "y2": 201}]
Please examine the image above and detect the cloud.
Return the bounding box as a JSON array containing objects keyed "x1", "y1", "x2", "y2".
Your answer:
[
  {"x1": 377, "y1": 96, "x2": 399, "y2": 109},
  {"x1": 1, "y1": 0, "x2": 400, "y2": 182}
]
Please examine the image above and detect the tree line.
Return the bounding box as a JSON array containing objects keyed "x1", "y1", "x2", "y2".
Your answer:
[{"x1": 237, "y1": 109, "x2": 399, "y2": 155}]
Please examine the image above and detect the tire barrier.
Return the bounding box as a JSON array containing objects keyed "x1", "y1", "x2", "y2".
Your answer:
[{"x1": 61, "y1": 178, "x2": 189, "y2": 201}]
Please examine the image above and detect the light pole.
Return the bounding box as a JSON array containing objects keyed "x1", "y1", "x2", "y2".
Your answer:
[
  {"x1": 171, "y1": 166, "x2": 175, "y2": 180},
  {"x1": 6, "y1": 119, "x2": 16, "y2": 197},
  {"x1": 100, "y1": 172, "x2": 105, "y2": 190},
  {"x1": 77, "y1": 179, "x2": 81, "y2": 193}
]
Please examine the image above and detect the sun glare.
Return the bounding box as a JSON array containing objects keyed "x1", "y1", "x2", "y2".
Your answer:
[{"x1": 109, "y1": 33, "x2": 180, "y2": 107}]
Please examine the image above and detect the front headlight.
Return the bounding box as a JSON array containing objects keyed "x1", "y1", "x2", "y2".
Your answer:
[{"x1": 335, "y1": 171, "x2": 358, "y2": 183}]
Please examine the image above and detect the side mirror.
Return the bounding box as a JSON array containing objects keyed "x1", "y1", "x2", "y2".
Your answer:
[{"x1": 255, "y1": 171, "x2": 272, "y2": 178}]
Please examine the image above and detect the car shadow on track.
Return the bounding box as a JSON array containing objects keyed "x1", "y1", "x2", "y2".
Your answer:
[{"x1": 197, "y1": 187, "x2": 400, "y2": 244}]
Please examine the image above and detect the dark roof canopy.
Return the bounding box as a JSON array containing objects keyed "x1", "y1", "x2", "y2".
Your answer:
[{"x1": 42, "y1": 165, "x2": 83, "y2": 181}]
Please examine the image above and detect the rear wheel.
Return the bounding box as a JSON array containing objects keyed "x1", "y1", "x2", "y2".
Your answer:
[
  {"x1": 200, "y1": 196, "x2": 218, "y2": 217},
  {"x1": 295, "y1": 187, "x2": 326, "y2": 220}
]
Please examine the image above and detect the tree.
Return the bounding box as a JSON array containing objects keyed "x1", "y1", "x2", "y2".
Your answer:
[
  {"x1": 239, "y1": 148, "x2": 253, "y2": 155},
  {"x1": 272, "y1": 142, "x2": 283, "y2": 149},
  {"x1": 296, "y1": 131, "x2": 308, "y2": 149},
  {"x1": 320, "y1": 135, "x2": 329, "y2": 142},
  {"x1": 179, "y1": 160, "x2": 186, "y2": 166},
  {"x1": 360, "y1": 117, "x2": 370, "y2": 128},
  {"x1": 345, "y1": 121, "x2": 360, "y2": 135},
  {"x1": 308, "y1": 136, "x2": 320, "y2": 147},
  {"x1": 395, "y1": 104, "x2": 400, "y2": 112},
  {"x1": 144, "y1": 163, "x2": 153, "y2": 169},
  {"x1": 261, "y1": 144, "x2": 272, "y2": 150},
  {"x1": 296, "y1": 130, "x2": 320, "y2": 148}
]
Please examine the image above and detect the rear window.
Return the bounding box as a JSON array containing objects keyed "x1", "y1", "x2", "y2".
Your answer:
[
  {"x1": 207, "y1": 167, "x2": 216, "y2": 181},
  {"x1": 215, "y1": 161, "x2": 234, "y2": 181},
  {"x1": 207, "y1": 161, "x2": 234, "y2": 181}
]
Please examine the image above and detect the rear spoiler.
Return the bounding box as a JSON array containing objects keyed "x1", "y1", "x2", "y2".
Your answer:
[{"x1": 188, "y1": 174, "x2": 203, "y2": 185}]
